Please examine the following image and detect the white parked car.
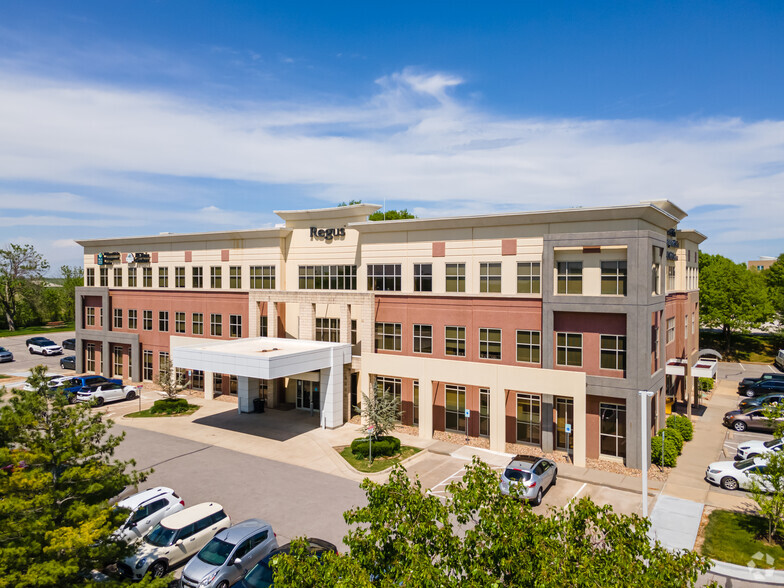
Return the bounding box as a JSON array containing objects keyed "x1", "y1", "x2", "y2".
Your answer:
[
  {"x1": 120, "y1": 502, "x2": 231, "y2": 580},
  {"x1": 736, "y1": 437, "x2": 784, "y2": 460},
  {"x1": 26, "y1": 337, "x2": 63, "y2": 356},
  {"x1": 114, "y1": 487, "x2": 185, "y2": 545},
  {"x1": 76, "y1": 382, "x2": 139, "y2": 406},
  {"x1": 20, "y1": 374, "x2": 69, "y2": 391},
  {"x1": 705, "y1": 457, "x2": 772, "y2": 491}
]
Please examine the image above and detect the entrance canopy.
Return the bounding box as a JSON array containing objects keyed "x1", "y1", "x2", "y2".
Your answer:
[{"x1": 692, "y1": 357, "x2": 718, "y2": 379}]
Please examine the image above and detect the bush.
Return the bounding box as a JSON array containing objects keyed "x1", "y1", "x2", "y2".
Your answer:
[
  {"x1": 351, "y1": 436, "x2": 401, "y2": 458},
  {"x1": 658, "y1": 427, "x2": 683, "y2": 454},
  {"x1": 666, "y1": 414, "x2": 694, "y2": 441},
  {"x1": 698, "y1": 377, "x2": 715, "y2": 392},
  {"x1": 149, "y1": 398, "x2": 191, "y2": 414},
  {"x1": 651, "y1": 434, "x2": 678, "y2": 467}
]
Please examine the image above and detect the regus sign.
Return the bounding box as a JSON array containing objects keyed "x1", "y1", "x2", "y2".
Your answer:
[{"x1": 309, "y1": 227, "x2": 346, "y2": 242}]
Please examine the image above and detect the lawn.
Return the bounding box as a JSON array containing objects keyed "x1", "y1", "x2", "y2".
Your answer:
[
  {"x1": 338, "y1": 445, "x2": 421, "y2": 473},
  {"x1": 701, "y1": 509, "x2": 784, "y2": 568},
  {"x1": 0, "y1": 322, "x2": 75, "y2": 338},
  {"x1": 125, "y1": 404, "x2": 200, "y2": 418},
  {"x1": 700, "y1": 330, "x2": 784, "y2": 364}
]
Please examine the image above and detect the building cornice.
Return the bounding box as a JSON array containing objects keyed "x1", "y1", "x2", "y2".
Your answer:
[{"x1": 76, "y1": 227, "x2": 292, "y2": 248}]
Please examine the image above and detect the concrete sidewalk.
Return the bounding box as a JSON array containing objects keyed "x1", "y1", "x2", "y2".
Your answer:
[{"x1": 649, "y1": 495, "x2": 704, "y2": 551}]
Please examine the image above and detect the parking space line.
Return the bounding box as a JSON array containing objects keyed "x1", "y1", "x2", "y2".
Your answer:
[
  {"x1": 570, "y1": 483, "x2": 587, "y2": 502},
  {"x1": 738, "y1": 362, "x2": 745, "y2": 372}
]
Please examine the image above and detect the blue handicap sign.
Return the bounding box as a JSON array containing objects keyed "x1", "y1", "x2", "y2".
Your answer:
[
  {"x1": 464, "y1": 408, "x2": 470, "y2": 418},
  {"x1": 565, "y1": 424, "x2": 572, "y2": 434}
]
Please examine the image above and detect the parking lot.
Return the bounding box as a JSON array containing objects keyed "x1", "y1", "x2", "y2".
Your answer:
[{"x1": 0, "y1": 331, "x2": 76, "y2": 378}]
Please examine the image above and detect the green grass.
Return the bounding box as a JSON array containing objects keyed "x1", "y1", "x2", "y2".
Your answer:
[
  {"x1": 0, "y1": 322, "x2": 75, "y2": 338},
  {"x1": 701, "y1": 509, "x2": 784, "y2": 568},
  {"x1": 338, "y1": 445, "x2": 421, "y2": 473},
  {"x1": 700, "y1": 330, "x2": 784, "y2": 364},
  {"x1": 125, "y1": 404, "x2": 200, "y2": 418}
]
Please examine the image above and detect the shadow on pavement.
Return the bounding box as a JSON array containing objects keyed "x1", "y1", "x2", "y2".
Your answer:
[{"x1": 191, "y1": 406, "x2": 321, "y2": 442}]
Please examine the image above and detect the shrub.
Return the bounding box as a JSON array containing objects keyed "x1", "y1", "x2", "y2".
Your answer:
[
  {"x1": 651, "y1": 434, "x2": 678, "y2": 467},
  {"x1": 149, "y1": 398, "x2": 191, "y2": 414},
  {"x1": 659, "y1": 427, "x2": 683, "y2": 454},
  {"x1": 666, "y1": 414, "x2": 694, "y2": 441},
  {"x1": 351, "y1": 436, "x2": 401, "y2": 458},
  {"x1": 698, "y1": 377, "x2": 715, "y2": 392}
]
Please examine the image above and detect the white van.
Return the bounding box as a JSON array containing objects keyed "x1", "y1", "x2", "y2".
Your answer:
[
  {"x1": 119, "y1": 502, "x2": 230, "y2": 580},
  {"x1": 776, "y1": 349, "x2": 784, "y2": 371}
]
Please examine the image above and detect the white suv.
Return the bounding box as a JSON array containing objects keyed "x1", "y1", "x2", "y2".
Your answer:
[
  {"x1": 120, "y1": 502, "x2": 231, "y2": 580},
  {"x1": 26, "y1": 337, "x2": 63, "y2": 356},
  {"x1": 114, "y1": 487, "x2": 185, "y2": 544}
]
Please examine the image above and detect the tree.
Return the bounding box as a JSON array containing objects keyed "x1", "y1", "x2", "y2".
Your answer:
[
  {"x1": 764, "y1": 254, "x2": 784, "y2": 327},
  {"x1": 59, "y1": 265, "x2": 84, "y2": 322},
  {"x1": 337, "y1": 200, "x2": 416, "y2": 221},
  {"x1": 271, "y1": 459, "x2": 714, "y2": 587},
  {"x1": 699, "y1": 253, "x2": 773, "y2": 351},
  {"x1": 0, "y1": 243, "x2": 50, "y2": 330},
  {"x1": 356, "y1": 382, "x2": 402, "y2": 439},
  {"x1": 155, "y1": 355, "x2": 188, "y2": 399},
  {"x1": 749, "y1": 450, "x2": 784, "y2": 544},
  {"x1": 0, "y1": 366, "x2": 168, "y2": 587}
]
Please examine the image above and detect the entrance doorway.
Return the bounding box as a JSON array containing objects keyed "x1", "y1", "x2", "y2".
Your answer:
[
  {"x1": 350, "y1": 373, "x2": 358, "y2": 417},
  {"x1": 555, "y1": 397, "x2": 574, "y2": 451},
  {"x1": 296, "y1": 380, "x2": 320, "y2": 412}
]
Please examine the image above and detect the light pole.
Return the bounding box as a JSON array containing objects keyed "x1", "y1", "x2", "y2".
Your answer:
[{"x1": 638, "y1": 389, "x2": 655, "y2": 517}]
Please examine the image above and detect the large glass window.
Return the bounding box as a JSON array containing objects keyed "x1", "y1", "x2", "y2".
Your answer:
[
  {"x1": 479, "y1": 389, "x2": 490, "y2": 437},
  {"x1": 413, "y1": 324, "x2": 432, "y2": 354},
  {"x1": 230, "y1": 315, "x2": 242, "y2": 338},
  {"x1": 375, "y1": 323, "x2": 401, "y2": 351},
  {"x1": 158, "y1": 311, "x2": 168, "y2": 332},
  {"x1": 556, "y1": 332, "x2": 582, "y2": 367},
  {"x1": 556, "y1": 261, "x2": 582, "y2": 294},
  {"x1": 113, "y1": 346, "x2": 123, "y2": 377},
  {"x1": 250, "y1": 266, "x2": 276, "y2": 289},
  {"x1": 175, "y1": 267, "x2": 185, "y2": 288},
  {"x1": 367, "y1": 264, "x2": 401, "y2": 291},
  {"x1": 229, "y1": 266, "x2": 241, "y2": 289},
  {"x1": 142, "y1": 350, "x2": 153, "y2": 381},
  {"x1": 479, "y1": 328, "x2": 502, "y2": 360},
  {"x1": 479, "y1": 262, "x2": 502, "y2": 293},
  {"x1": 142, "y1": 267, "x2": 152, "y2": 288},
  {"x1": 86, "y1": 343, "x2": 95, "y2": 372},
  {"x1": 516, "y1": 393, "x2": 541, "y2": 445},
  {"x1": 128, "y1": 309, "x2": 137, "y2": 330},
  {"x1": 445, "y1": 385, "x2": 466, "y2": 433},
  {"x1": 445, "y1": 326, "x2": 466, "y2": 357},
  {"x1": 192, "y1": 313, "x2": 203, "y2": 335},
  {"x1": 210, "y1": 314, "x2": 222, "y2": 336},
  {"x1": 413, "y1": 380, "x2": 419, "y2": 426},
  {"x1": 128, "y1": 267, "x2": 137, "y2": 287},
  {"x1": 556, "y1": 398, "x2": 574, "y2": 451},
  {"x1": 445, "y1": 263, "x2": 466, "y2": 293},
  {"x1": 158, "y1": 351, "x2": 169, "y2": 382},
  {"x1": 175, "y1": 312, "x2": 186, "y2": 334},
  {"x1": 114, "y1": 267, "x2": 123, "y2": 287},
  {"x1": 298, "y1": 265, "x2": 357, "y2": 290},
  {"x1": 210, "y1": 267, "x2": 222, "y2": 289},
  {"x1": 600, "y1": 335, "x2": 627, "y2": 371},
  {"x1": 192, "y1": 266, "x2": 203, "y2": 289},
  {"x1": 316, "y1": 318, "x2": 340, "y2": 342},
  {"x1": 142, "y1": 310, "x2": 152, "y2": 331},
  {"x1": 191, "y1": 370, "x2": 204, "y2": 391},
  {"x1": 376, "y1": 376, "x2": 402, "y2": 422},
  {"x1": 113, "y1": 308, "x2": 122, "y2": 329},
  {"x1": 600, "y1": 403, "x2": 626, "y2": 459},
  {"x1": 601, "y1": 261, "x2": 627, "y2": 295},
  {"x1": 517, "y1": 262, "x2": 541, "y2": 294},
  {"x1": 516, "y1": 330, "x2": 541, "y2": 363},
  {"x1": 413, "y1": 264, "x2": 432, "y2": 292},
  {"x1": 158, "y1": 267, "x2": 168, "y2": 288}
]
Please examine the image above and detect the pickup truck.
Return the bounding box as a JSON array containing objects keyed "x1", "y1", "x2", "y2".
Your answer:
[{"x1": 738, "y1": 372, "x2": 784, "y2": 394}]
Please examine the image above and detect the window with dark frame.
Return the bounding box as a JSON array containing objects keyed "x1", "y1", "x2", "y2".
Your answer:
[
  {"x1": 175, "y1": 312, "x2": 185, "y2": 334},
  {"x1": 158, "y1": 266, "x2": 168, "y2": 288},
  {"x1": 601, "y1": 261, "x2": 627, "y2": 295},
  {"x1": 128, "y1": 309, "x2": 137, "y2": 330},
  {"x1": 229, "y1": 266, "x2": 242, "y2": 289},
  {"x1": 556, "y1": 261, "x2": 582, "y2": 294},
  {"x1": 113, "y1": 308, "x2": 122, "y2": 329},
  {"x1": 316, "y1": 318, "x2": 340, "y2": 342},
  {"x1": 517, "y1": 262, "x2": 541, "y2": 294},
  {"x1": 413, "y1": 263, "x2": 433, "y2": 292},
  {"x1": 114, "y1": 267, "x2": 122, "y2": 287},
  {"x1": 210, "y1": 313, "x2": 222, "y2": 336},
  {"x1": 600, "y1": 335, "x2": 626, "y2": 371},
  {"x1": 367, "y1": 264, "x2": 401, "y2": 291},
  {"x1": 375, "y1": 322, "x2": 401, "y2": 351},
  {"x1": 516, "y1": 330, "x2": 541, "y2": 363},
  {"x1": 298, "y1": 265, "x2": 357, "y2": 290},
  {"x1": 99, "y1": 267, "x2": 108, "y2": 287},
  {"x1": 229, "y1": 314, "x2": 242, "y2": 338},
  {"x1": 556, "y1": 332, "x2": 582, "y2": 366},
  {"x1": 175, "y1": 267, "x2": 185, "y2": 288},
  {"x1": 192, "y1": 313, "x2": 204, "y2": 335},
  {"x1": 479, "y1": 328, "x2": 502, "y2": 360},
  {"x1": 192, "y1": 266, "x2": 203, "y2": 288},
  {"x1": 158, "y1": 311, "x2": 169, "y2": 332},
  {"x1": 413, "y1": 324, "x2": 432, "y2": 354},
  {"x1": 210, "y1": 266, "x2": 222, "y2": 289},
  {"x1": 143, "y1": 310, "x2": 152, "y2": 331},
  {"x1": 250, "y1": 266, "x2": 276, "y2": 289},
  {"x1": 445, "y1": 326, "x2": 466, "y2": 357}
]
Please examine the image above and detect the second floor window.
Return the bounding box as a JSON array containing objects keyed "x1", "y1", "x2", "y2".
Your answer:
[
  {"x1": 413, "y1": 324, "x2": 432, "y2": 354},
  {"x1": 159, "y1": 311, "x2": 169, "y2": 332},
  {"x1": 86, "y1": 267, "x2": 95, "y2": 286},
  {"x1": 158, "y1": 267, "x2": 168, "y2": 288},
  {"x1": 230, "y1": 266, "x2": 242, "y2": 289},
  {"x1": 142, "y1": 267, "x2": 152, "y2": 287},
  {"x1": 211, "y1": 267, "x2": 222, "y2": 289},
  {"x1": 298, "y1": 265, "x2": 357, "y2": 290},
  {"x1": 143, "y1": 310, "x2": 152, "y2": 331},
  {"x1": 446, "y1": 263, "x2": 466, "y2": 293},
  {"x1": 175, "y1": 312, "x2": 186, "y2": 333},
  {"x1": 99, "y1": 267, "x2": 108, "y2": 287},
  {"x1": 250, "y1": 266, "x2": 276, "y2": 289},
  {"x1": 128, "y1": 267, "x2": 137, "y2": 287},
  {"x1": 113, "y1": 308, "x2": 122, "y2": 329},
  {"x1": 128, "y1": 309, "x2": 137, "y2": 329},
  {"x1": 175, "y1": 267, "x2": 185, "y2": 288},
  {"x1": 601, "y1": 261, "x2": 627, "y2": 296},
  {"x1": 556, "y1": 332, "x2": 582, "y2": 367},
  {"x1": 375, "y1": 322, "x2": 401, "y2": 351},
  {"x1": 445, "y1": 326, "x2": 466, "y2": 357},
  {"x1": 192, "y1": 313, "x2": 204, "y2": 335},
  {"x1": 479, "y1": 328, "x2": 502, "y2": 360},
  {"x1": 600, "y1": 335, "x2": 627, "y2": 371},
  {"x1": 667, "y1": 265, "x2": 676, "y2": 292},
  {"x1": 414, "y1": 264, "x2": 432, "y2": 292},
  {"x1": 517, "y1": 262, "x2": 541, "y2": 294},
  {"x1": 192, "y1": 266, "x2": 203, "y2": 288},
  {"x1": 556, "y1": 261, "x2": 582, "y2": 294},
  {"x1": 210, "y1": 313, "x2": 222, "y2": 336},
  {"x1": 479, "y1": 263, "x2": 502, "y2": 293},
  {"x1": 114, "y1": 267, "x2": 122, "y2": 287},
  {"x1": 230, "y1": 314, "x2": 242, "y2": 338},
  {"x1": 316, "y1": 318, "x2": 340, "y2": 342},
  {"x1": 516, "y1": 330, "x2": 541, "y2": 363},
  {"x1": 367, "y1": 264, "x2": 401, "y2": 291},
  {"x1": 86, "y1": 307, "x2": 95, "y2": 326}
]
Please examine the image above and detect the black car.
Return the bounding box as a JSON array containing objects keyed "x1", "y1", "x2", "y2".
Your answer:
[
  {"x1": 738, "y1": 373, "x2": 784, "y2": 394},
  {"x1": 62, "y1": 338, "x2": 75, "y2": 350},
  {"x1": 740, "y1": 379, "x2": 784, "y2": 398},
  {"x1": 233, "y1": 538, "x2": 338, "y2": 588},
  {"x1": 60, "y1": 355, "x2": 76, "y2": 370},
  {"x1": 738, "y1": 392, "x2": 784, "y2": 412}
]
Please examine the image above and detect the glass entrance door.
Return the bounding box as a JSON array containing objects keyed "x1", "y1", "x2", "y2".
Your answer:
[
  {"x1": 555, "y1": 398, "x2": 574, "y2": 451},
  {"x1": 296, "y1": 380, "x2": 320, "y2": 411}
]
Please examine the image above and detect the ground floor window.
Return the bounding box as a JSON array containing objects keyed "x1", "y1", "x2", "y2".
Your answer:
[
  {"x1": 113, "y1": 346, "x2": 123, "y2": 378},
  {"x1": 214, "y1": 373, "x2": 223, "y2": 395},
  {"x1": 413, "y1": 380, "x2": 419, "y2": 425},
  {"x1": 445, "y1": 384, "x2": 466, "y2": 433},
  {"x1": 230, "y1": 315, "x2": 243, "y2": 338},
  {"x1": 142, "y1": 350, "x2": 153, "y2": 381},
  {"x1": 260, "y1": 315, "x2": 268, "y2": 337},
  {"x1": 600, "y1": 402, "x2": 626, "y2": 459},
  {"x1": 516, "y1": 393, "x2": 541, "y2": 445},
  {"x1": 192, "y1": 370, "x2": 204, "y2": 391},
  {"x1": 86, "y1": 343, "x2": 95, "y2": 373},
  {"x1": 229, "y1": 375, "x2": 238, "y2": 396},
  {"x1": 158, "y1": 352, "x2": 169, "y2": 382},
  {"x1": 479, "y1": 388, "x2": 490, "y2": 437},
  {"x1": 555, "y1": 397, "x2": 574, "y2": 451},
  {"x1": 376, "y1": 376, "x2": 402, "y2": 422}
]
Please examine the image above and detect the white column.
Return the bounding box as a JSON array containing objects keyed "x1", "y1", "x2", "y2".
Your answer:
[
  {"x1": 573, "y1": 392, "x2": 587, "y2": 468},
  {"x1": 319, "y1": 349, "x2": 344, "y2": 429},
  {"x1": 238, "y1": 376, "x2": 259, "y2": 413},
  {"x1": 489, "y1": 385, "x2": 506, "y2": 453},
  {"x1": 418, "y1": 376, "x2": 434, "y2": 441},
  {"x1": 204, "y1": 371, "x2": 214, "y2": 400}
]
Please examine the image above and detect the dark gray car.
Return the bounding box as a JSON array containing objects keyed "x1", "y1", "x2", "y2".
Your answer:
[{"x1": 179, "y1": 519, "x2": 277, "y2": 588}]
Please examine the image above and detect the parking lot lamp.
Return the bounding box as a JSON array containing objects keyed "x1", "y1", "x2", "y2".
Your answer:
[{"x1": 639, "y1": 389, "x2": 655, "y2": 517}]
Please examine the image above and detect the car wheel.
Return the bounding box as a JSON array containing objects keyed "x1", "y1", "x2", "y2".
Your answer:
[
  {"x1": 217, "y1": 582, "x2": 229, "y2": 588},
  {"x1": 531, "y1": 488, "x2": 543, "y2": 507},
  {"x1": 28, "y1": 348, "x2": 34, "y2": 354},
  {"x1": 720, "y1": 476, "x2": 739, "y2": 491},
  {"x1": 94, "y1": 396, "x2": 104, "y2": 407},
  {"x1": 733, "y1": 421, "x2": 747, "y2": 432},
  {"x1": 125, "y1": 390, "x2": 136, "y2": 401},
  {"x1": 148, "y1": 561, "x2": 167, "y2": 578},
  {"x1": 746, "y1": 390, "x2": 755, "y2": 397}
]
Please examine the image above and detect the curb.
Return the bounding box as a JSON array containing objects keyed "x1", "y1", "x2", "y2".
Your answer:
[{"x1": 711, "y1": 560, "x2": 784, "y2": 585}]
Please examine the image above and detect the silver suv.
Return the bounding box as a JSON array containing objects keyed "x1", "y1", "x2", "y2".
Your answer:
[
  {"x1": 499, "y1": 455, "x2": 557, "y2": 506},
  {"x1": 180, "y1": 519, "x2": 277, "y2": 588}
]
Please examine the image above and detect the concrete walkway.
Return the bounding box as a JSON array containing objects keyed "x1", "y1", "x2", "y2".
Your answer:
[{"x1": 649, "y1": 495, "x2": 704, "y2": 551}]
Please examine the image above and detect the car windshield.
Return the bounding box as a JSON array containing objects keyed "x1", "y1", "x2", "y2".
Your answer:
[
  {"x1": 242, "y1": 560, "x2": 275, "y2": 588},
  {"x1": 504, "y1": 468, "x2": 531, "y2": 482},
  {"x1": 764, "y1": 439, "x2": 782, "y2": 449},
  {"x1": 197, "y1": 537, "x2": 236, "y2": 566},
  {"x1": 734, "y1": 459, "x2": 756, "y2": 470},
  {"x1": 144, "y1": 524, "x2": 177, "y2": 547}
]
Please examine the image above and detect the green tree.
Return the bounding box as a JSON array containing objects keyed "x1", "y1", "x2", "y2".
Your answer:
[
  {"x1": 0, "y1": 243, "x2": 50, "y2": 330},
  {"x1": 272, "y1": 459, "x2": 713, "y2": 587},
  {"x1": 337, "y1": 200, "x2": 416, "y2": 221},
  {"x1": 356, "y1": 382, "x2": 402, "y2": 440},
  {"x1": 749, "y1": 449, "x2": 784, "y2": 544},
  {"x1": 155, "y1": 355, "x2": 189, "y2": 400},
  {"x1": 59, "y1": 265, "x2": 84, "y2": 321},
  {"x1": 764, "y1": 253, "x2": 784, "y2": 327},
  {"x1": 699, "y1": 253, "x2": 773, "y2": 352},
  {"x1": 0, "y1": 366, "x2": 167, "y2": 587}
]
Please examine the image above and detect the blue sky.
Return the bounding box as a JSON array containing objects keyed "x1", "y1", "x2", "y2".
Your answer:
[{"x1": 1, "y1": 1, "x2": 782, "y2": 269}]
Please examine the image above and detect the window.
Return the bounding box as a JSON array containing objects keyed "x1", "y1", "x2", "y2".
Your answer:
[
  {"x1": 298, "y1": 265, "x2": 357, "y2": 290},
  {"x1": 479, "y1": 262, "x2": 502, "y2": 293},
  {"x1": 229, "y1": 315, "x2": 242, "y2": 338},
  {"x1": 229, "y1": 375, "x2": 238, "y2": 395},
  {"x1": 142, "y1": 267, "x2": 152, "y2": 287},
  {"x1": 143, "y1": 310, "x2": 152, "y2": 331},
  {"x1": 516, "y1": 393, "x2": 541, "y2": 445},
  {"x1": 229, "y1": 266, "x2": 241, "y2": 289},
  {"x1": 210, "y1": 266, "x2": 222, "y2": 289},
  {"x1": 175, "y1": 312, "x2": 185, "y2": 334},
  {"x1": 443, "y1": 263, "x2": 465, "y2": 293},
  {"x1": 86, "y1": 267, "x2": 95, "y2": 286},
  {"x1": 175, "y1": 267, "x2": 185, "y2": 288},
  {"x1": 192, "y1": 313, "x2": 204, "y2": 335},
  {"x1": 351, "y1": 319, "x2": 357, "y2": 345},
  {"x1": 316, "y1": 318, "x2": 340, "y2": 343},
  {"x1": 213, "y1": 373, "x2": 223, "y2": 394},
  {"x1": 113, "y1": 308, "x2": 122, "y2": 329},
  {"x1": 86, "y1": 307, "x2": 95, "y2": 326},
  {"x1": 86, "y1": 343, "x2": 95, "y2": 372},
  {"x1": 142, "y1": 350, "x2": 153, "y2": 381},
  {"x1": 375, "y1": 322, "x2": 401, "y2": 351},
  {"x1": 100, "y1": 307, "x2": 103, "y2": 327},
  {"x1": 113, "y1": 346, "x2": 123, "y2": 377},
  {"x1": 600, "y1": 335, "x2": 626, "y2": 371},
  {"x1": 666, "y1": 317, "x2": 675, "y2": 343},
  {"x1": 158, "y1": 266, "x2": 168, "y2": 288},
  {"x1": 666, "y1": 265, "x2": 676, "y2": 291},
  {"x1": 210, "y1": 313, "x2": 222, "y2": 336},
  {"x1": 601, "y1": 261, "x2": 627, "y2": 296},
  {"x1": 517, "y1": 262, "x2": 541, "y2": 294},
  {"x1": 413, "y1": 380, "x2": 419, "y2": 426},
  {"x1": 479, "y1": 328, "x2": 502, "y2": 360},
  {"x1": 556, "y1": 261, "x2": 582, "y2": 294},
  {"x1": 367, "y1": 264, "x2": 401, "y2": 291},
  {"x1": 652, "y1": 247, "x2": 662, "y2": 295},
  {"x1": 192, "y1": 266, "x2": 203, "y2": 288},
  {"x1": 600, "y1": 403, "x2": 626, "y2": 459},
  {"x1": 479, "y1": 389, "x2": 490, "y2": 437},
  {"x1": 114, "y1": 267, "x2": 123, "y2": 287},
  {"x1": 250, "y1": 266, "x2": 276, "y2": 289},
  {"x1": 159, "y1": 311, "x2": 169, "y2": 332},
  {"x1": 556, "y1": 332, "x2": 582, "y2": 367},
  {"x1": 414, "y1": 264, "x2": 432, "y2": 292},
  {"x1": 516, "y1": 330, "x2": 541, "y2": 363},
  {"x1": 413, "y1": 324, "x2": 432, "y2": 354},
  {"x1": 99, "y1": 267, "x2": 108, "y2": 287},
  {"x1": 445, "y1": 326, "x2": 466, "y2": 357},
  {"x1": 128, "y1": 309, "x2": 137, "y2": 330},
  {"x1": 376, "y1": 376, "x2": 402, "y2": 422},
  {"x1": 260, "y1": 315, "x2": 268, "y2": 337},
  {"x1": 128, "y1": 267, "x2": 137, "y2": 287},
  {"x1": 445, "y1": 385, "x2": 466, "y2": 433},
  {"x1": 191, "y1": 370, "x2": 204, "y2": 391},
  {"x1": 158, "y1": 351, "x2": 169, "y2": 382}
]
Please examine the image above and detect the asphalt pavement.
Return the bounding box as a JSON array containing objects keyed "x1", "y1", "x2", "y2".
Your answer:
[{"x1": 0, "y1": 331, "x2": 76, "y2": 378}]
